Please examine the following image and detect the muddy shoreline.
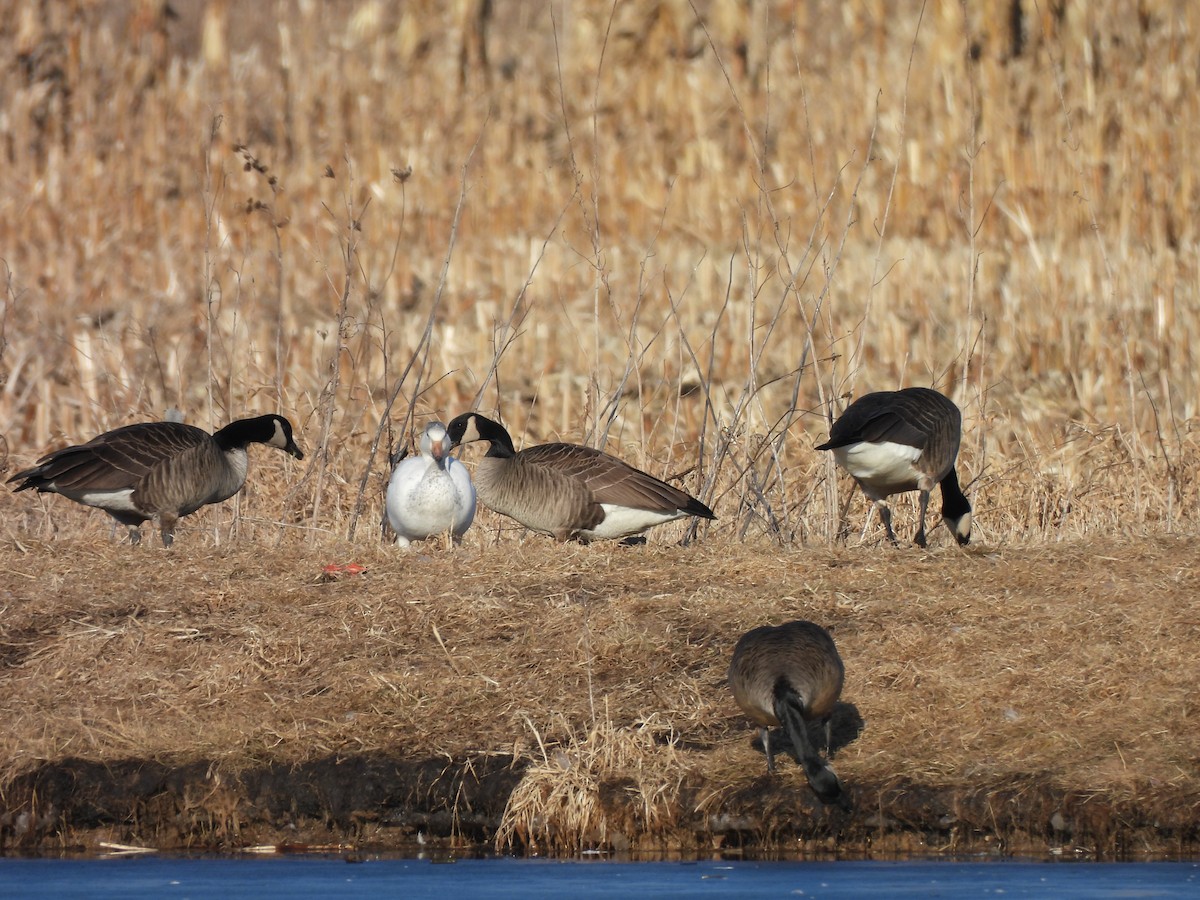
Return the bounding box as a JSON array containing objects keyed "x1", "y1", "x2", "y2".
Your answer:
[{"x1": 4, "y1": 752, "x2": 1197, "y2": 859}]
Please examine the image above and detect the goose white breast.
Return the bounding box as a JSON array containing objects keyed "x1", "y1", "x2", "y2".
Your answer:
[{"x1": 386, "y1": 422, "x2": 476, "y2": 548}]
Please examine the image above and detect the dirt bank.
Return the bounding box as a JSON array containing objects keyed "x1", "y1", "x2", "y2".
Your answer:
[{"x1": 1, "y1": 532, "x2": 1198, "y2": 858}]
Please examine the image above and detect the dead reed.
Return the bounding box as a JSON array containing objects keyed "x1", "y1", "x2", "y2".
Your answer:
[{"x1": 1, "y1": 1, "x2": 1197, "y2": 548}]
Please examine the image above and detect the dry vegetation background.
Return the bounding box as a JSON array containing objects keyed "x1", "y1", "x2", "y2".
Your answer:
[{"x1": 0, "y1": 0, "x2": 1198, "y2": 857}]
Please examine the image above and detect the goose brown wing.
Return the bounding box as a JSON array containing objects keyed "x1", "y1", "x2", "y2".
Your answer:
[
  {"x1": 819, "y1": 396, "x2": 927, "y2": 450},
  {"x1": 847, "y1": 408, "x2": 928, "y2": 448},
  {"x1": 518, "y1": 443, "x2": 699, "y2": 513},
  {"x1": 891, "y1": 389, "x2": 961, "y2": 450},
  {"x1": 32, "y1": 422, "x2": 210, "y2": 492}
]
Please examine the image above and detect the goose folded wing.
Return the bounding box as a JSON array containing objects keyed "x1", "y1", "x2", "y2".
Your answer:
[
  {"x1": 519, "y1": 443, "x2": 691, "y2": 512},
  {"x1": 75, "y1": 423, "x2": 210, "y2": 487},
  {"x1": 834, "y1": 408, "x2": 927, "y2": 448}
]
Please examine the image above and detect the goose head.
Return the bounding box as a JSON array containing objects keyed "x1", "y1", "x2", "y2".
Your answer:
[
  {"x1": 446, "y1": 413, "x2": 515, "y2": 458},
  {"x1": 421, "y1": 422, "x2": 454, "y2": 468},
  {"x1": 268, "y1": 415, "x2": 305, "y2": 459}
]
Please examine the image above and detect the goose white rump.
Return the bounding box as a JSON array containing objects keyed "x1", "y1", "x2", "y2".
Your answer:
[
  {"x1": 831, "y1": 441, "x2": 923, "y2": 498},
  {"x1": 386, "y1": 422, "x2": 476, "y2": 548},
  {"x1": 576, "y1": 504, "x2": 692, "y2": 541}
]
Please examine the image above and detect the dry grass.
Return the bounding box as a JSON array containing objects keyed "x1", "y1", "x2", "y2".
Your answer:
[
  {"x1": 2, "y1": 1, "x2": 1199, "y2": 545},
  {"x1": 0, "y1": 535, "x2": 1197, "y2": 855},
  {"x1": 0, "y1": 0, "x2": 1199, "y2": 857},
  {"x1": 495, "y1": 717, "x2": 693, "y2": 854}
]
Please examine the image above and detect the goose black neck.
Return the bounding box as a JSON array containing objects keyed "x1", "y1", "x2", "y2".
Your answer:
[
  {"x1": 213, "y1": 415, "x2": 274, "y2": 451},
  {"x1": 485, "y1": 442, "x2": 515, "y2": 459},
  {"x1": 475, "y1": 417, "x2": 517, "y2": 459},
  {"x1": 939, "y1": 467, "x2": 972, "y2": 520},
  {"x1": 773, "y1": 679, "x2": 846, "y2": 806}
]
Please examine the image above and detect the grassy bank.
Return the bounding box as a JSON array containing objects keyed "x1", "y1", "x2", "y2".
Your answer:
[
  {"x1": 1, "y1": 0, "x2": 1199, "y2": 858},
  {"x1": 0, "y1": 533, "x2": 1196, "y2": 857}
]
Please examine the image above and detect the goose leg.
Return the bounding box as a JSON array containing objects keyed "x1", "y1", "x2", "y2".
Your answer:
[
  {"x1": 856, "y1": 503, "x2": 875, "y2": 545},
  {"x1": 876, "y1": 500, "x2": 899, "y2": 546},
  {"x1": 762, "y1": 727, "x2": 776, "y2": 774},
  {"x1": 110, "y1": 511, "x2": 144, "y2": 545},
  {"x1": 914, "y1": 488, "x2": 931, "y2": 547},
  {"x1": 159, "y1": 513, "x2": 177, "y2": 548}
]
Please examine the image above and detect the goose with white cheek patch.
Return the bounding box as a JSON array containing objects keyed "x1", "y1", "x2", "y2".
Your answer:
[
  {"x1": 385, "y1": 421, "x2": 476, "y2": 548},
  {"x1": 445, "y1": 412, "x2": 715, "y2": 543},
  {"x1": 728, "y1": 619, "x2": 850, "y2": 809},
  {"x1": 7, "y1": 414, "x2": 304, "y2": 546},
  {"x1": 816, "y1": 387, "x2": 971, "y2": 547}
]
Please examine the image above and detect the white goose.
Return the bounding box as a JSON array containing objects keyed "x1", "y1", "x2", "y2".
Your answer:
[{"x1": 385, "y1": 422, "x2": 476, "y2": 548}]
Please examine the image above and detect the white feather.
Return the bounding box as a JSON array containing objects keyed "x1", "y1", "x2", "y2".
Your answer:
[
  {"x1": 578, "y1": 504, "x2": 688, "y2": 541},
  {"x1": 77, "y1": 488, "x2": 139, "y2": 513},
  {"x1": 386, "y1": 423, "x2": 476, "y2": 548},
  {"x1": 831, "y1": 441, "x2": 923, "y2": 499},
  {"x1": 223, "y1": 448, "x2": 250, "y2": 494}
]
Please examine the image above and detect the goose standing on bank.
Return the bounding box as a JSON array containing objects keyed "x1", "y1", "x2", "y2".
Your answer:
[
  {"x1": 385, "y1": 421, "x2": 476, "y2": 548},
  {"x1": 7, "y1": 414, "x2": 304, "y2": 546},
  {"x1": 816, "y1": 387, "x2": 971, "y2": 547},
  {"x1": 445, "y1": 412, "x2": 715, "y2": 542},
  {"x1": 728, "y1": 619, "x2": 849, "y2": 808}
]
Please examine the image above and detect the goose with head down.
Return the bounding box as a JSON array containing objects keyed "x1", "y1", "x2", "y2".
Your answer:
[
  {"x1": 728, "y1": 619, "x2": 849, "y2": 809},
  {"x1": 816, "y1": 386, "x2": 971, "y2": 547}
]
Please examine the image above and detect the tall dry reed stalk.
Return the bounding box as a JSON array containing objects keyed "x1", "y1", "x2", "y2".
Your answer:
[{"x1": 0, "y1": 0, "x2": 1196, "y2": 547}]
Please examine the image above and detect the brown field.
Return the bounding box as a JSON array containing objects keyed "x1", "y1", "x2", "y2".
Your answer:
[{"x1": 1, "y1": 0, "x2": 1198, "y2": 858}]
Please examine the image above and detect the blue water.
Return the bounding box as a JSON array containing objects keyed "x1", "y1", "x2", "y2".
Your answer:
[{"x1": 0, "y1": 856, "x2": 1196, "y2": 898}]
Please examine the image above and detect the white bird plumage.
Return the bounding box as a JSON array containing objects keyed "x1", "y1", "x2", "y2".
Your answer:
[{"x1": 386, "y1": 422, "x2": 476, "y2": 548}]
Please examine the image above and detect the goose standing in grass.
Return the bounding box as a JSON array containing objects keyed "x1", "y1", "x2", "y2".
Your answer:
[
  {"x1": 385, "y1": 421, "x2": 476, "y2": 548},
  {"x1": 816, "y1": 386, "x2": 971, "y2": 547},
  {"x1": 728, "y1": 620, "x2": 849, "y2": 808},
  {"x1": 445, "y1": 412, "x2": 715, "y2": 543},
  {"x1": 7, "y1": 414, "x2": 304, "y2": 546}
]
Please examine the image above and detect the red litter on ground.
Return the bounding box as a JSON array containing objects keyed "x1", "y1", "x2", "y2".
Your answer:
[{"x1": 320, "y1": 563, "x2": 367, "y2": 578}]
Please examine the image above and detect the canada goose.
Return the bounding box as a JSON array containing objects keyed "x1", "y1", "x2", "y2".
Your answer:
[
  {"x1": 728, "y1": 620, "x2": 848, "y2": 808},
  {"x1": 444, "y1": 412, "x2": 715, "y2": 542},
  {"x1": 385, "y1": 421, "x2": 476, "y2": 548},
  {"x1": 816, "y1": 387, "x2": 971, "y2": 547},
  {"x1": 7, "y1": 414, "x2": 304, "y2": 546}
]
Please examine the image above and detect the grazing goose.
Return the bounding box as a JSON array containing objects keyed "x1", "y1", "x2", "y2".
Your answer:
[
  {"x1": 728, "y1": 620, "x2": 848, "y2": 808},
  {"x1": 385, "y1": 421, "x2": 476, "y2": 548},
  {"x1": 816, "y1": 387, "x2": 971, "y2": 547},
  {"x1": 445, "y1": 412, "x2": 715, "y2": 542},
  {"x1": 7, "y1": 414, "x2": 303, "y2": 546}
]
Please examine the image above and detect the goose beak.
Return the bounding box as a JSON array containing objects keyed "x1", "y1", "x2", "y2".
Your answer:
[{"x1": 287, "y1": 442, "x2": 305, "y2": 460}]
